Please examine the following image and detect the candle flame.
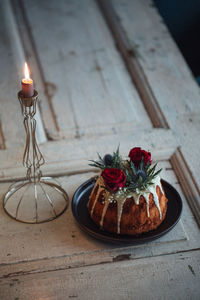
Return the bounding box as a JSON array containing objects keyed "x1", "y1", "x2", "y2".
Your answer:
[{"x1": 24, "y1": 62, "x2": 30, "y2": 79}]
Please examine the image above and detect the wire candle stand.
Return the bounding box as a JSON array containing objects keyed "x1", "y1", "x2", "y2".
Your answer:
[{"x1": 3, "y1": 90, "x2": 69, "y2": 223}]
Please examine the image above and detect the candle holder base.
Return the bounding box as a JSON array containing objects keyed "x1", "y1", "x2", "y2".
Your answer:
[{"x1": 3, "y1": 177, "x2": 69, "y2": 224}]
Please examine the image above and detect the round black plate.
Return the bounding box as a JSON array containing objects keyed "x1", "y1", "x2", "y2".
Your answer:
[{"x1": 71, "y1": 178, "x2": 182, "y2": 244}]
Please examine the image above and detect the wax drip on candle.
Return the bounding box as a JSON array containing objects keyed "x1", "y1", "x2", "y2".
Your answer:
[{"x1": 21, "y1": 62, "x2": 34, "y2": 97}]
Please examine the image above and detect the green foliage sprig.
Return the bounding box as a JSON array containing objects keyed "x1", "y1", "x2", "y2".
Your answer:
[
  {"x1": 89, "y1": 146, "x2": 123, "y2": 169},
  {"x1": 89, "y1": 147, "x2": 162, "y2": 193},
  {"x1": 125, "y1": 158, "x2": 162, "y2": 193}
]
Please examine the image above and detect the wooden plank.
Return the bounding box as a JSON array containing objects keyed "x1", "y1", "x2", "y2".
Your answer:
[
  {"x1": 108, "y1": 0, "x2": 200, "y2": 121},
  {"x1": 171, "y1": 149, "x2": 200, "y2": 227},
  {"x1": 0, "y1": 219, "x2": 187, "y2": 279},
  {"x1": 0, "y1": 128, "x2": 177, "y2": 180},
  {"x1": 1, "y1": 162, "x2": 200, "y2": 278},
  {"x1": 19, "y1": 0, "x2": 152, "y2": 139},
  {"x1": 98, "y1": 0, "x2": 169, "y2": 128},
  {"x1": 0, "y1": 1, "x2": 26, "y2": 149},
  {"x1": 11, "y1": 0, "x2": 59, "y2": 139},
  {"x1": 0, "y1": 250, "x2": 199, "y2": 300},
  {"x1": 0, "y1": 0, "x2": 46, "y2": 145}
]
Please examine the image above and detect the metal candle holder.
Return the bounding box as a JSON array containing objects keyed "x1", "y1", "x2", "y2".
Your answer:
[{"x1": 3, "y1": 90, "x2": 69, "y2": 223}]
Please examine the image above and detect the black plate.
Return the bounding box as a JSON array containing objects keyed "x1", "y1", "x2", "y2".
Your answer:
[{"x1": 71, "y1": 178, "x2": 182, "y2": 244}]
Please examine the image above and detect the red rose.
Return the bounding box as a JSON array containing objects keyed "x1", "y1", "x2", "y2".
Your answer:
[
  {"x1": 128, "y1": 147, "x2": 152, "y2": 167},
  {"x1": 101, "y1": 168, "x2": 126, "y2": 192}
]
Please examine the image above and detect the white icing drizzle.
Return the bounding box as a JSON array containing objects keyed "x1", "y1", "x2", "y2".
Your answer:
[
  {"x1": 148, "y1": 177, "x2": 162, "y2": 219},
  {"x1": 100, "y1": 197, "x2": 110, "y2": 228},
  {"x1": 126, "y1": 176, "x2": 163, "y2": 220},
  {"x1": 90, "y1": 181, "x2": 101, "y2": 216},
  {"x1": 110, "y1": 188, "x2": 128, "y2": 234},
  {"x1": 90, "y1": 177, "x2": 108, "y2": 216},
  {"x1": 90, "y1": 175, "x2": 164, "y2": 234}
]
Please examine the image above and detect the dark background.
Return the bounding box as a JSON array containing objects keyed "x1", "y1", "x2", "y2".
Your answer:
[{"x1": 154, "y1": 0, "x2": 200, "y2": 84}]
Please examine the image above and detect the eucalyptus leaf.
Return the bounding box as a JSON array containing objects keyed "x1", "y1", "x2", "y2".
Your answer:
[
  {"x1": 130, "y1": 161, "x2": 137, "y2": 175},
  {"x1": 139, "y1": 157, "x2": 144, "y2": 170}
]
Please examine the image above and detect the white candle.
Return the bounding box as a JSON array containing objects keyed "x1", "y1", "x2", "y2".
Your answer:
[{"x1": 21, "y1": 62, "x2": 34, "y2": 97}]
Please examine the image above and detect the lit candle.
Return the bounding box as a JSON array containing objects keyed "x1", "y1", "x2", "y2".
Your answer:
[{"x1": 21, "y1": 62, "x2": 34, "y2": 97}]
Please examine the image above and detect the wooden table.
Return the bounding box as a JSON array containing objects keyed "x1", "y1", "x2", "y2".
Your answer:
[{"x1": 0, "y1": 0, "x2": 200, "y2": 299}]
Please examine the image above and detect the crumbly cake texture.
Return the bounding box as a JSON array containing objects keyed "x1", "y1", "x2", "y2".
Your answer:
[{"x1": 88, "y1": 147, "x2": 168, "y2": 235}]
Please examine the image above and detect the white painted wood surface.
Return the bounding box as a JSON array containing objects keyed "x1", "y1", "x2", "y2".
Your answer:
[
  {"x1": 1, "y1": 251, "x2": 200, "y2": 300},
  {"x1": 0, "y1": 128, "x2": 177, "y2": 180},
  {"x1": 0, "y1": 0, "x2": 46, "y2": 145},
  {"x1": 0, "y1": 3, "x2": 25, "y2": 149},
  {"x1": 17, "y1": 0, "x2": 152, "y2": 140},
  {"x1": 0, "y1": 0, "x2": 200, "y2": 299}
]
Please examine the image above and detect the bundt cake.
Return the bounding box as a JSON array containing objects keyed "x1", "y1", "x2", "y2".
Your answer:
[{"x1": 88, "y1": 147, "x2": 168, "y2": 235}]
